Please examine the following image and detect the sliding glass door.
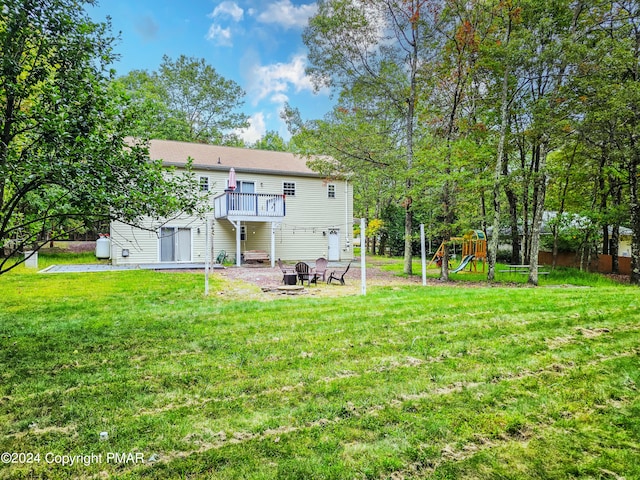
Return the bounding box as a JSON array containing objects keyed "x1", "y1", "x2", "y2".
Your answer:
[{"x1": 160, "y1": 227, "x2": 191, "y2": 262}]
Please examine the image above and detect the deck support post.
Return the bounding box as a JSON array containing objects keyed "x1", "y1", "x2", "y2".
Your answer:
[
  {"x1": 271, "y1": 222, "x2": 277, "y2": 268},
  {"x1": 229, "y1": 219, "x2": 242, "y2": 266}
]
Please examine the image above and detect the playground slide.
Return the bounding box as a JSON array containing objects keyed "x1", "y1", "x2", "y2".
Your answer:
[{"x1": 451, "y1": 255, "x2": 474, "y2": 274}]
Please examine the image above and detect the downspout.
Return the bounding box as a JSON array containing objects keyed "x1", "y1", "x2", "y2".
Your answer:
[{"x1": 345, "y1": 178, "x2": 350, "y2": 257}]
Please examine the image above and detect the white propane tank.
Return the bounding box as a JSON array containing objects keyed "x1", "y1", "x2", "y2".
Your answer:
[{"x1": 95, "y1": 234, "x2": 111, "y2": 259}]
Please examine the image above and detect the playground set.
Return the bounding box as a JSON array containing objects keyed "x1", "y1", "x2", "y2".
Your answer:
[{"x1": 428, "y1": 230, "x2": 487, "y2": 273}]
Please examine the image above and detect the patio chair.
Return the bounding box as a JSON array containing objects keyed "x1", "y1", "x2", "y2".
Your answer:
[
  {"x1": 215, "y1": 250, "x2": 227, "y2": 264},
  {"x1": 278, "y1": 258, "x2": 296, "y2": 284},
  {"x1": 295, "y1": 261, "x2": 311, "y2": 285},
  {"x1": 310, "y1": 257, "x2": 328, "y2": 284},
  {"x1": 328, "y1": 262, "x2": 351, "y2": 285}
]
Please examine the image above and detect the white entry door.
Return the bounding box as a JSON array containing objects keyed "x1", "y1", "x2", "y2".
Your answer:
[
  {"x1": 328, "y1": 228, "x2": 340, "y2": 261},
  {"x1": 160, "y1": 227, "x2": 191, "y2": 262}
]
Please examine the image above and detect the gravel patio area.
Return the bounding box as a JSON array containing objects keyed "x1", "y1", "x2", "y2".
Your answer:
[{"x1": 209, "y1": 260, "x2": 430, "y2": 298}]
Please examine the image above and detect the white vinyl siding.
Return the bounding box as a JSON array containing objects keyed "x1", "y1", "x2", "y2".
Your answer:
[
  {"x1": 110, "y1": 216, "x2": 205, "y2": 265},
  {"x1": 110, "y1": 167, "x2": 353, "y2": 264},
  {"x1": 210, "y1": 174, "x2": 350, "y2": 261}
]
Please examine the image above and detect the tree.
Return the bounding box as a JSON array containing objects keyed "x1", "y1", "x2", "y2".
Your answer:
[
  {"x1": 416, "y1": 0, "x2": 489, "y2": 281},
  {"x1": 283, "y1": 97, "x2": 405, "y2": 255},
  {"x1": 0, "y1": 0, "x2": 202, "y2": 274},
  {"x1": 304, "y1": 0, "x2": 438, "y2": 275},
  {"x1": 116, "y1": 55, "x2": 249, "y2": 144},
  {"x1": 485, "y1": 0, "x2": 518, "y2": 281},
  {"x1": 481, "y1": 0, "x2": 583, "y2": 285},
  {"x1": 568, "y1": 1, "x2": 640, "y2": 284},
  {"x1": 252, "y1": 131, "x2": 288, "y2": 151},
  {"x1": 114, "y1": 69, "x2": 192, "y2": 141}
]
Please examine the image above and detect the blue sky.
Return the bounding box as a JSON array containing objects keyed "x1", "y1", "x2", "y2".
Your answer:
[{"x1": 88, "y1": 0, "x2": 331, "y2": 143}]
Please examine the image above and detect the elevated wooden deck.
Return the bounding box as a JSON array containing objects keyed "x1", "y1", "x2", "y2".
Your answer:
[{"x1": 214, "y1": 192, "x2": 286, "y2": 221}]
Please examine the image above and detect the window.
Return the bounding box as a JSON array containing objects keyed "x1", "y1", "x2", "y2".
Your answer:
[
  {"x1": 199, "y1": 176, "x2": 209, "y2": 192},
  {"x1": 238, "y1": 181, "x2": 255, "y2": 193},
  {"x1": 283, "y1": 182, "x2": 296, "y2": 196},
  {"x1": 328, "y1": 184, "x2": 336, "y2": 198}
]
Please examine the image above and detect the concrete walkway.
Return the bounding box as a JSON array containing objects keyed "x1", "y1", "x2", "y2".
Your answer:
[
  {"x1": 40, "y1": 260, "x2": 350, "y2": 274},
  {"x1": 40, "y1": 262, "x2": 209, "y2": 273}
]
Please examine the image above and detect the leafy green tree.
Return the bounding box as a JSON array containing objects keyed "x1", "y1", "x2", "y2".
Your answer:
[
  {"x1": 304, "y1": 0, "x2": 439, "y2": 275},
  {"x1": 414, "y1": 0, "x2": 490, "y2": 281},
  {"x1": 114, "y1": 69, "x2": 192, "y2": 141},
  {"x1": 284, "y1": 98, "x2": 405, "y2": 256},
  {"x1": 0, "y1": 0, "x2": 202, "y2": 274},
  {"x1": 483, "y1": 0, "x2": 520, "y2": 280},
  {"x1": 566, "y1": 1, "x2": 640, "y2": 283},
  {"x1": 252, "y1": 131, "x2": 288, "y2": 151},
  {"x1": 116, "y1": 55, "x2": 249, "y2": 144},
  {"x1": 479, "y1": 0, "x2": 584, "y2": 285}
]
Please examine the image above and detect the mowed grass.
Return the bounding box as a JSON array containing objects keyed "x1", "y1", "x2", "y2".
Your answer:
[{"x1": 1, "y1": 267, "x2": 639, "y2": 479}]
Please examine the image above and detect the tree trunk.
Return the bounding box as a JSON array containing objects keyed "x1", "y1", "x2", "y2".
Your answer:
[
  {"x1": 440, "y1": 181, "x2": 454, "y2": 282},
  {"x1": 629, "y1": 151, "x2": 640, "y2": 284},
  {"x1": 505, "y1": 171, "x2": 520, "y2": 265},
  {"x1": 487, "y1": 16, "x2": 512, "y2": 282},
  {"x1": 520, "y1": 141, "x2": 531, "y2": 265},
  {"x1": 403, "y1": 109, "x2": 415, "y2": 275},
  {"x1": 379, "y1": 232, "x2": 388, "y2": 257},
  {"x1": 403, "y1": 204, "x2": 413, "y2": 274},
  {"x1": 528, "y1": 144, "x2": 547, "y2": 286},
  {"x1": 611, "y1": 178, "x2": 622, "y2": 274},
  {"x1": 441, "y1": 241, "x2": 450, "y2": 282},
  {"x1": 611, "y1": 224, "x2": 619, "y2": 274}
]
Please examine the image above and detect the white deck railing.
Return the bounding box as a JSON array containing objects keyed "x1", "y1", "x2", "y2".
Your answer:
[{"x1": 214, "y1": 192, "x2": 286, "y2": 219}]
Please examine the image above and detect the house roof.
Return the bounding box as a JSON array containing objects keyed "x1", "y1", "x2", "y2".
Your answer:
[{"x1": 146, "y1": 139, "x2": 321, "y2": 178}]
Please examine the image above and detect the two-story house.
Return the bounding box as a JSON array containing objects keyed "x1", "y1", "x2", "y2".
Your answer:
[{"x1": 109, "y1": 139, "x2": 354, "y2": 267}]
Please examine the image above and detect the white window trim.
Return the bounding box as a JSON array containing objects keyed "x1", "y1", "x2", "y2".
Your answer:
[
  {"x1": 199, "y1": 176, "x2": 209, "y2": 192},
  {"x1": 283, "y1": 181, "x2": 296, "y2": 196}
]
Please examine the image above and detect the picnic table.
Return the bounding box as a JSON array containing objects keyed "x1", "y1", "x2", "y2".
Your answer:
[{"x1": 499, "y1": 264, "x2": 549, "y2": 275}]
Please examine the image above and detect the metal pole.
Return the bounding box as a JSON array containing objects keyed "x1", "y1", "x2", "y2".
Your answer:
[
  {"x1": 361, "y1": 217, "x2": 366, "y2": 296},
  {"x1": 270, "y1": 222, "x2": 276, "y2": 268},
  {"x1": 205, "y1": 217, "x2": 210, "y2": 295},
  {"x1": 236, "y1": 221, "x2": 241, "y2": 266},
  {"x1": 421, "y1": 223, "x2": 427, "y2": 286}
]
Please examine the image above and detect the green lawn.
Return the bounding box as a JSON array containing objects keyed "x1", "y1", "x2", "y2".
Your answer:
[{"x1": 1, "y1": 263, "x2": 639, "y2": 479}]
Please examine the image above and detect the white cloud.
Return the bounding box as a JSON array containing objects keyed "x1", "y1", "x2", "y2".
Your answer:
[
  {"x1": 256, "y1": 1, "x2": 317, "y2": 30},
  {"x1": 270, "y1": 93, "x2": 289, "y2": 104},
  {"x1": 206, "y1": 1, "x2": 243, "y2": 46},
  {"x1": 248, "y1": 54, "x2": 316, "y2": 106},
  {"x1": 210, "y1": 1, "x2": 243, "y2": 22},
  {"x1": 236, "y1": 112, "x2": 267, "y2": 144},
  {"x1": 205, "y1": 24, "x2": 233, "y2": 46}
]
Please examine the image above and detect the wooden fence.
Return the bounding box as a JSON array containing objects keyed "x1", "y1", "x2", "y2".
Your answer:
[{"x1": 538, "y1": 251, "x2": 631, "y2": 275}]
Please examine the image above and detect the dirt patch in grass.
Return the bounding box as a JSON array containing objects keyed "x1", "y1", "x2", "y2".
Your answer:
[
  {"x1": 216, "y1": 263, "x2": 415, "y2": 288},
  {"x1": 205, "y1": 262, "x2": 491, "y2": 298},
  {"x1": 167, "y1": 260, "x2": 628, "y2": 298}
]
